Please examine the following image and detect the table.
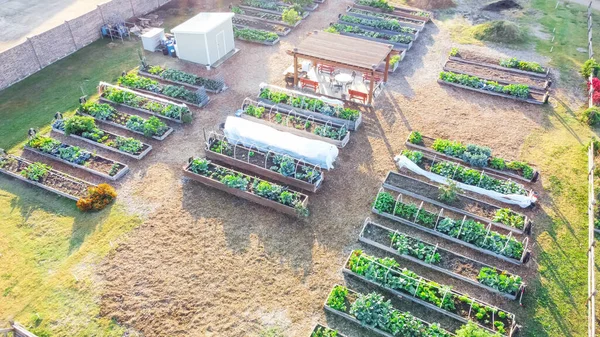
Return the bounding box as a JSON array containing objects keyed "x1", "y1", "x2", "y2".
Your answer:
[{"x1": 334, "y1": 73, "x2": 353, "y2": 91}]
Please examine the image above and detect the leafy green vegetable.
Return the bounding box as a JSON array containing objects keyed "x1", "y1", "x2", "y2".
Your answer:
[{"x1": 21, "y1": 162, "x2": 51, "y2": 181}]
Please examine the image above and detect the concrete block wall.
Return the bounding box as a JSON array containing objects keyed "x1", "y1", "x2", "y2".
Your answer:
[{"x1": 0, "y1": 0, "x2": 170, "y2": 91}]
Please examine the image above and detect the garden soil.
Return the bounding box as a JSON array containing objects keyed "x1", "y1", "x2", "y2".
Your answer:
[{"x1": 76, "y1": 0, "x2": 568, "y2": 336}]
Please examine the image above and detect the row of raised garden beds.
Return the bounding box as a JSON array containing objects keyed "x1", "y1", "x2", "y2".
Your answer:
[
  {"x1": 52, "y1": 115, "x2": 152, "y2": 160},
  {"x1": 344, "y1": 250, "x2": 518, "y2": 335},
  {"x1": 233, "y1": 26, "x2": 280, "y2": 45},
  {"x1": 0, "y1": 154, "x2": 116, "y2": 211},
  {"x1": 98, "y1": 82, "x2": 192, "y2": 123},
  {"x1": 204, "y1": 134, "x2": 324, "y2": 193},
  {"x1": 258, "y1": 85, "x2": 362, "y2": 130},
  {"x1": 25, "y1": 134, "x2": 129, "y2": 181},
  {"x1": 77, "y1": 101, "x2": 173, "y2": 141},
  {"x1": 117, "y1": 73, "x2": 209, "y2": 107},
  {"x1": 238, "y1": 0, "x2": 310, "y2": 19},
  {"x1": 353, "y1": 0, "x2": 432, "y2": 22},
  {"x1": 359, "y1": 219, "x2": 525, "y2": 300},
  {"x1": 326, "y1": 23, "x2": 413, "y2": 51},
  {"x1": 345, "y1": 5, "x2": 425, "y2": 31},
  {"x1": 183, "y1": 158, "x2": 309, "y2": 217},
  {"x1": 138, "y1": 64, "x2": 226, "y2": 93},
  {"x1": 233, "y1": 15, "x2": 291, "y2": 36},
  {"x1": 337, "y1": 14, "x2": 419, "y2": 38},
  {"x1": 406, "y1": 131, "x2": 539, "y2": 183},
  {"x1": 325, "y1": 285, "x2": 454, "y2": 337},
  {"x1": 382, "y1": 171, "x2": 532, "y2": 235},
  {"x1": 449, "y1": 48, "x2": 550, "y2": 78},
  {"x1": 239, "y1": 99, "x2": 351, "y2": 148},
  {"x1": 372, "y1": 188, "x2": 530, "y2": 265}
]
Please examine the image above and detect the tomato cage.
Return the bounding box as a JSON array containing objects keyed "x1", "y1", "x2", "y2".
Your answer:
[{"x1": 372, "y1": 187, "x2": 531, "y2": 265}]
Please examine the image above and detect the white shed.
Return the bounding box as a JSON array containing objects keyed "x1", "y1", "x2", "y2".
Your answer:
[{"x1": 171, "y1": 12, "x2": 236, "y2": 66}]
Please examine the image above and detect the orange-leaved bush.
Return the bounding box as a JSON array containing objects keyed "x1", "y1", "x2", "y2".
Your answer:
[{"x1": 77, "y1": 183, "x2": 117, "y2": 211}]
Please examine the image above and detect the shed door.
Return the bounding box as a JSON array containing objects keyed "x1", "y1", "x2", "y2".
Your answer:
[{"x1": 216, "y1": 31, "x2": 226, "y2": 59}]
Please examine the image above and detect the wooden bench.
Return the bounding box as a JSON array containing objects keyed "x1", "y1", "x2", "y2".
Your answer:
[
  {"x1": 362, "y1": 73, "x2": 381, "y2": 83},
  {"x1": 348, "y1": 89, "x2": 368, "y2": 104},
  {"x1": 300, "y1": 78, "x2": 319, "y2": 92},
  {"x1": 318, "y1": 64, "x2": 336, "y2": 75}
]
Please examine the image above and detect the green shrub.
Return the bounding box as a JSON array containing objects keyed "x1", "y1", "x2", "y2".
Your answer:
[
  {"x1": 449, "y1": 47, "x2": 459, "y2": 57},
  {"x1": 438, "y1": 180, "x2": 461, "y2": 203},
  {"x1": 282, "y1": 8, "x2": 301, "y2": 25},
  {"x1": 408, "y1": 131, "x2": 422, "y2": 144},
  {"x1": 401, "y1": 149, "x2": 423, "y2": 164},
  {"x1": 582, "y1": 107, "x2": 600, "y2": 126},
  {"x1": 21, "y1": 162, "x2": 51, "y2": 181},
  {"x1": 64, "y1": 116, "x2": 97, "y2": 136},
  {"x1": 581, "y1": 58, "x2": 600, "y2": 79}
]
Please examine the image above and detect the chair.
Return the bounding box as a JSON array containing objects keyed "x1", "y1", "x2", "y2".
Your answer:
[
  {"x1": 318, "y1": 64, "x2": 336, "y2": 75},
  {"x1": 362, "y1": 73, "x2": 381, "y2": 83},
  {"x1": 299, "y1": 78, "x2": 319, "y2": 92},
  {"x1": 348, "y1": 89, "x2": 368, "y2": 104}
]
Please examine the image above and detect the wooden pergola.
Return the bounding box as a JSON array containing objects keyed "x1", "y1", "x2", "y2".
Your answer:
[{"x1": 287, "y1": 31, "x2": 395, "y2": 105}]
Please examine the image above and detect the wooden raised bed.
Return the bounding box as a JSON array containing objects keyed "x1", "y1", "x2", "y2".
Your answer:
[
  {"x1": 77, "y1": 109, "x2": 174, "y2": 141},
  {"x1": 346, "y1": 5, "x2": 425, "y2": 31},
  {"x1": 204, "y1": 136, "x2": 324, "y2": 193},
  {"x1": 0, "y1": 155, "x2": 92, "y2": 201},
  {"x1": 443, "y1": 60, "x2": 550, "y2": 92},
  {"x1": 238, "y1": 4, "x2": 309, "y2": 19},
  {"x1": 371, "y1": 193, "x2": 530, "y2": 265},
  {"x1": 352, "y1": 3, "x2": 430, "y2": 23},
  {"x1": 183, "y1": 160, "x2": 309, "y2": 217},
  {"x1": 310, "y1": 324, "x2": 346, "y2": 337},
  {"x1": 98, "y1": 82, "x2": 188, "y2": 123},
  {"x1": 438, "y1": 79, "x2": 549, "y2": 105},
  {"x1": 257, "y1": 86, "x2": 363, "y2": 130},
  {"x1": 138, "y1": 69, "x2": 225, "y2": 94},
  {"x1": 343, "y1": 250, "x2": 518, "y2": 336},
  {"x1": 24, "y1": 144, "x2": 129, "y2": 181},
  {"x1": 337, "y1": 14, "x2": 419, "y2": 39},
  {"x1": 52, "y1": 127, "x2": 152, "y2": 160},
  {"x1": 233, "y1": 15, "x2": 291, "y2": 36},
  {"x1": 239, "y1": 102, "x2": 351, "y2": 148},
  {"x1": 359, "y1": 219, "x2": 526, "y2": 300},
  {"x1": 405, "y1": 134, "x2": 539, "y2": 184},
  {"x1": 120, "y1": 84, "x2": 209, "y2": 108},
  {"x1": 335, "y1": 25, "x2": 413, "y2": 51},
  {"x1": 236, "y1": 7, "x2": 302, "y2": 28},
  {"x1": 323, "y1": 285, "x2": 451, "y2": 337},
  {"x1": 449, "y1": 54, "x2": 550, "y2": 79},
  {"x1": 234, "y1": 30, "x2": 281, "y2": 46}
]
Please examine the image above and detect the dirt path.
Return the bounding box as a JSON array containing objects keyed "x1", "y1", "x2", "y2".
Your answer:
[{"x1": 96, "y1": 0, "x2": 568, "y2": 336}]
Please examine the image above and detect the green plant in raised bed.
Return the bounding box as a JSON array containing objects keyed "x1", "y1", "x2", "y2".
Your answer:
[
  {"x1": 461, "y1": 144, "x2": 491, "y2": 167},
  {"x1": 244, "y1": 104, "x2": 265, "y2": 118},
  {"x1": 220, "y1": 174, "x2": 249, "y2": 190},
  {"x1": 431, "y1": 161, "x2": 527, "y2": 195},
  {"x1": 330, "y1": 23, "x2": 413, "y2": 44},
  {"x1": 432, "y1": 138, "x2": 466, "y2": 157},
  {"x1": 489, "y1": 157, "x2": 506, "y2": 170},
  {"x1": 314, "y1": 124, "x2": 347, "y2": 140},
  {"x1": 373, "y1": 191, "x2": 395, "y2": 214},
  {"x1": 126, "y1": 115, "x2": 169, "y2": 138},
  {"x1": 389, "y1": 54, "x2": 401, "y2": 68},
  {"x1": 390, "y1": 233, "x2": 441, "y2": 264},
  {"x1": 148, "y1": 65, "x2": 164, "y2": 75},
  {"x1": 108, "y1": 164, "x2": 120, "y2": 176},
  {"x1": 79, "y1": 102, "x2": 116, "y2": 120},
  {"x1": 338, "y1": 15, "x2": 414, "y2": 35},
  {"x1": 190, "y1": 158, "x2": 210, "y2": 174},
  {"x1": 326, "y1": 285, "x2": 348, "y2": 311},
  {"x1": 493, "y1": 208, "x2": 525, "y2": 229},
  {"x1": 231, "y1": 6, "x2": 243, "y2": 14},
  {"x1": 270, "y1": 154, "x2": 295, "y2": 177},
  {"x1": 456, "y1": 321, "x2": 502, "y2": 337},
  {"x1": 356, "y1": 0, "x2": 394, "y2": 12},
  {"x1": 114, "y1": 137, "x2": 143, "y2": 154},
  {"x1": 58, "y1": 146, "x2": 91, "y2": 165},
  {"x1": 449, "y1": 48, "x2": 459, "y2": 57},
  {"x1": 350, "y1": 292, "x2": 393, "y2": 328},
  {"x1": 21, "y1": 162, "x2": 51, "y2": 182},
  {"x1": 438, "y1": 180, "x2": 461, "y2": 203},
  {"x1": 499, "y1": 57, "x2": 544, "y2": 73},
  {"x1": 311, "y1": 326, "x2": 339, "y2": 337},
  {"x1": 401, "y1": 149, "x2": 423, "y2": 164},
  {"x1": 281, "y1": 8, "x2": 300, "y2": 25},
  {"x1": 408, "y1": 131, "x2": 423, "y2": 145},
  {"x1": 439, "y1": 71, "x2": 531, "y2": 99},
  {"x1": 477, "y1": 267, "x2": 522, "y2": 295},
  {"x1": 234, "y1": 27, "x2": 279, "y2": 43}
]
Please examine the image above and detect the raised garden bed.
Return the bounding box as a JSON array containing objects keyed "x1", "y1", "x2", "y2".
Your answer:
[
  {"x1": 139, "y1": 65, "x2": 226, "y2": 93},
  {"x1": 344, "y1": 250, "x2": 518, "y2": 336},
  {"x1": 345, "y1": 6, "x2": 425, "y2": 31},
  {"x1": 449, "y1": 49, "x2": 549, "y2": 78},
  {"x1": 359, "y1": 219, "x2": 526, "y2": 299},
  {"x1": 329, "y1": 23, "x2": 413, "y2": 51},
  {"x1": 98, "y1": 82, "x2": 191, "y2": 123},
  {"x1": 118, "y1": 73, "x2": 209, "y2": 108},
  {"x1": 24, "y1": 135, "x2": 129, "y2": 181},
  {"x1": 52, "y1": 116, "x2": 152, "y2": 160},
  {"x1": 338, "y1": 14, "x2": 419, "y2": 38},
  {"x1": 77, "y1": 101, "x2": 173, "y2": 141},
  {"x1": 238, "y1": 101, "x2": 351, "y2": 148},
  {"x1": 204, "y1": 135, "x2": 324, "y2": 193},
  {"x1": 405, "y1": 132, "x2": 539, "y2": 183},
  {"x1": 0, "y1": 155, "x2": 93, "y2": 201},
  {"x1": 233, "y1": 15, "x2": 291, "y2": 36},
  {"x1": 258, "y1": 85, "x2": 362, "y2": 130},
  {"x1": 324, "y1": 285, "x2": 454, "y2": 337},
  {"x1": 438, "y1": 73, "x2": 548, "y2": 105},
  {"x1": 382, "y1": 171, "x2": 531, "y2": 235},
  {"x1": 444, "y1": 60, "x2": 549, "y2": 91},
  {"x1": 234, "y1": 26, "x2": 280, "y2": 45},
  {"x1": 371, "y1": 188, "x2": 530, "y2": 265},
  {"x1": 352, "y1": 2, "x2": 431, "y2": 23},
  {"x1": 238, "y1": 1, "x2": 309, "y2": 19},
  {"x1": 399, "y1": 149, "x2": 530, "y2": 197},
  {"x1": 310, "y1": 324, "x2": 346, "y2": 337},
  {"x1": 233, "y1": 7, "x2": 301, "y2": 28},
  {"x1": 183, "y1": 158, "x2": 309, "y2": 217}
]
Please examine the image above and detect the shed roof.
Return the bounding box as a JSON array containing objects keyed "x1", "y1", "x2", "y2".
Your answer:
[
  {"x1": 171, "y1": 12, "x2": 234, "y2": 34},
  {"x1": 289, "y1": 31, "x2": 393, "y2": 71}
]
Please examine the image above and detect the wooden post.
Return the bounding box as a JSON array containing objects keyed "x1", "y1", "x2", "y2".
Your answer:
[
  {"x1": 368, "y1": 68, "x2": 375, "y2": 105},
  {"x1": 383, "y1": 53, "x2": 391, "y2": 82},
  {"x1": 293, "y1": 51, "x2": 299, "y2": 88}
]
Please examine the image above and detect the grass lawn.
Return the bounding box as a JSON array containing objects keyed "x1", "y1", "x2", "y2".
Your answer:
[
  {"x1": 0, "y1": 178, "x2": 141, "y2": 336},
  {"x1": 0, "y1": 39, "x2": 141, "y2": 151}
]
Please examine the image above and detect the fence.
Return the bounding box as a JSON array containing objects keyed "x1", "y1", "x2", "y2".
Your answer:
[
  {"x1": 586, "y1": 2, "x2": 597, "y2": 337},
  {"x1": 0, "y1": 0, "x2": 172, "y2": 91},
  {"x1": 0, "y1": 322, "x2": 37, "y2": 337}
]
